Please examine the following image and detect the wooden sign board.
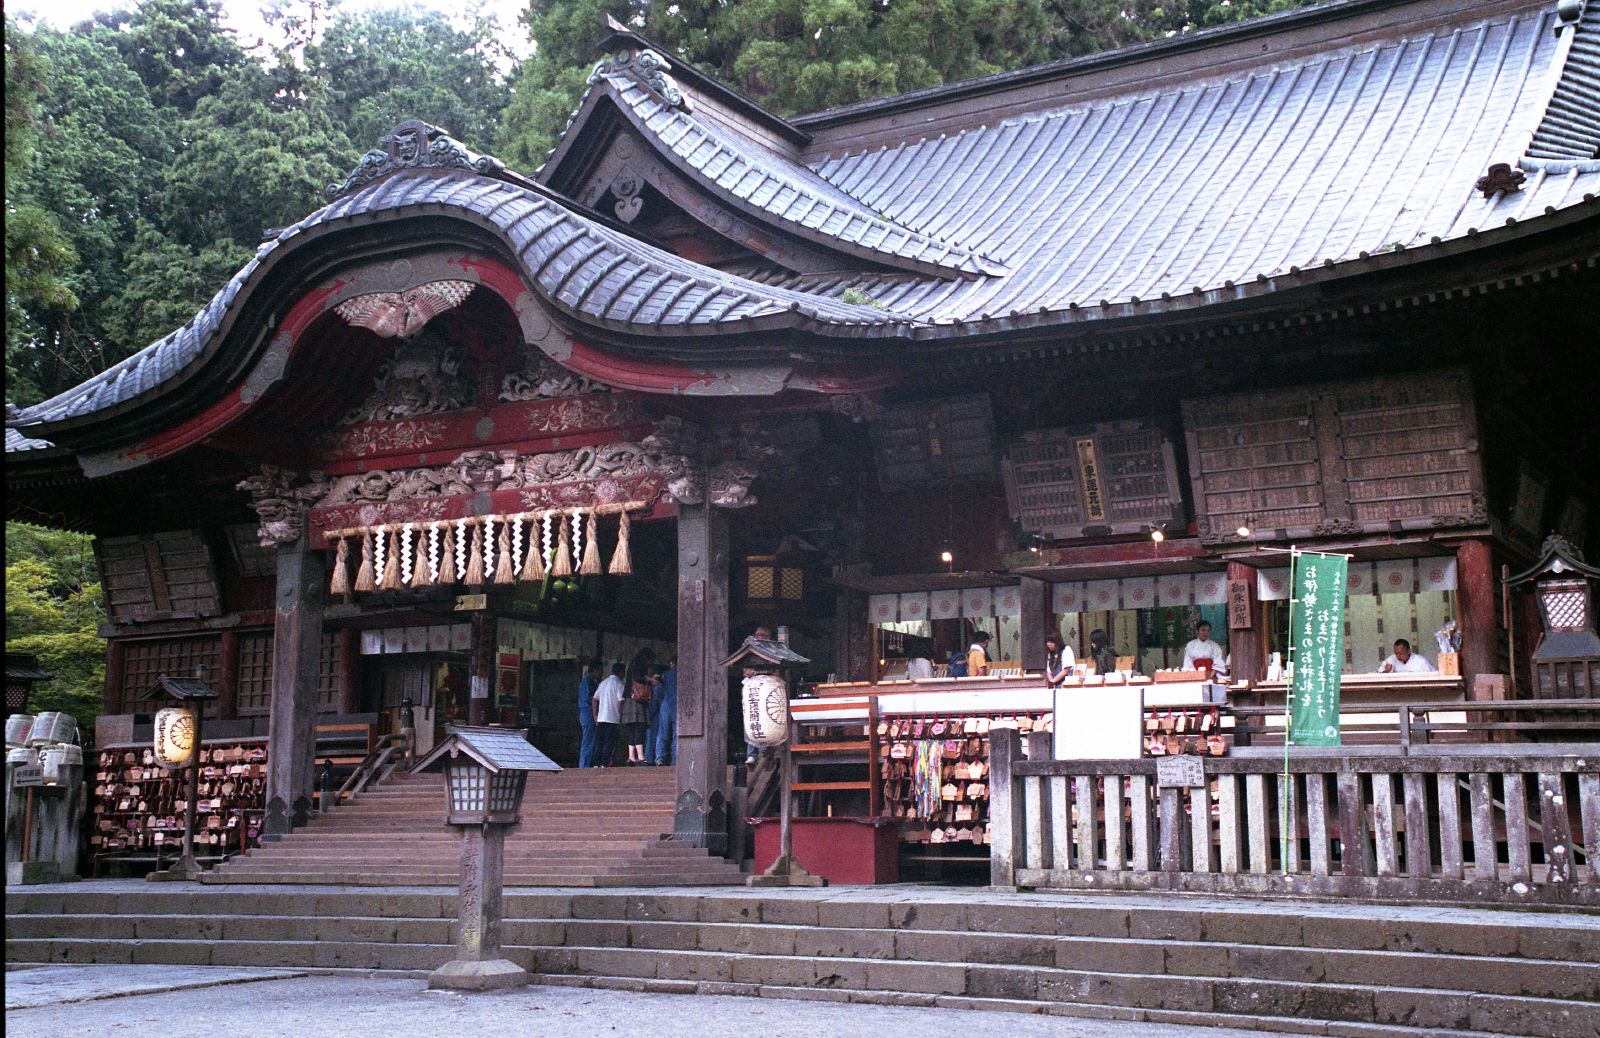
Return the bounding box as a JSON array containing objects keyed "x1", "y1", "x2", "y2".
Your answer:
[
  {"x1": 97, "y1": 530, "x2": 223, "y2": 625},
  {"x1": 1227, "y1": 579, "x2": 1252, "y2": 630},
  {"x1": 1004, "y1": 419, "x2": 1185, "y2": 538},
  {"x1": 870, "y1": 395, "x2": 996, "y2": 488},
  {"x1": 1156, "y1": 755, "x2": 1205, "y2": 788},
  {"x1": 1182, "y1": 370, "x2": 1484, "y2": 545},
  {"x1": 11, "y1": 764, "x2": 44, "y2": 786}
]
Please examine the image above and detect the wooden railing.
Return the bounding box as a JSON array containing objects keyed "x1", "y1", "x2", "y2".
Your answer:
[
  {"x1": 1227, "y1": 699, "x2": 1600, "y2": 748},
  {"x1": 989, "y1": 729, "x2": 1600, "y2": 905}
]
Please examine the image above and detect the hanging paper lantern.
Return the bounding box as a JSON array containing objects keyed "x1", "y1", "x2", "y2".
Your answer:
[
  {"x1": 741, "y1": 673, "x2": 790, "y2": 747},
  {"x1": 153, "y1": 707, "x2": 197, "y2": 770}
]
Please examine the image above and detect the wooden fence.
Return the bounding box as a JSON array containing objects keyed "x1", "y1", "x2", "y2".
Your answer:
[{"x1": 989, "y1": 730, "x2": 1600, "y2": 905}]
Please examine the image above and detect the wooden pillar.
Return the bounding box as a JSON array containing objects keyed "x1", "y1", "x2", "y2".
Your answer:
[
  {"x1": 338, "y1": 627, "x2": 361, "y2": 715},
  {"x1": 1456, "y1": 539, "x2": 1498, "y2": 697},
  {"x1": 674, "y1": 500, "x2": 730, "y2": 855},
  {"x1": 217, "y1": 629, "x2": 240, "y2": 720},
  {"x1": 832, "y1": 589, "x2": 871, "y2": 683},
  {"x1": 105, "y1": 640, "x2": 127, "y2": 715},
  {"x1": 1227, "y1": 562, "x2": 1265, "y2": 683},
  {"x1": 469, "y1": 613, "x2": 495, "y2": 725},
  {"x1": 1020, "y1": 577, "x2": 1050, "y2": 673},
  {"x1": 263, "y1": 536, "x2": 324, "y2": 840}
]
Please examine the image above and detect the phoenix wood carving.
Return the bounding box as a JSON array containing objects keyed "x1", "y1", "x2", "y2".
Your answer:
[{"x1": 333, "y1": 280, "x2": 476, "y2": 340}]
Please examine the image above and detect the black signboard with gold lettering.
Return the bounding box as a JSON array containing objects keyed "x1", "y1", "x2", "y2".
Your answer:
[{"x1": 1003, "y1": 419, "x2": 1185, "y2": 538}]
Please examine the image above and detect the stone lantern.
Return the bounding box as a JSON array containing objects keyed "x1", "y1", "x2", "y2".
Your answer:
[
  {"x1": 1506, "y1": 534, "x2": 1600, "y2": 697},
  {"x1": 414, "y1": 724, "x2": 559, "y2": 990}
]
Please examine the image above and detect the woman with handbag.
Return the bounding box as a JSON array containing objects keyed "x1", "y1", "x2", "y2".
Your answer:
[{"x1": 621, "y1": 648, "x2": 658, "y2": 765}]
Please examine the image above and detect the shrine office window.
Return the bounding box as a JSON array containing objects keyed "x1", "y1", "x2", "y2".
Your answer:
[{"x1": 120, "y1": 636, "x2": 221, "y2": 716}]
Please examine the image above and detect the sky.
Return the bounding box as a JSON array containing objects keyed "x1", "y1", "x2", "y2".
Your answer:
[{"x1": 11, "y1": 0, "x2": 535, "y2": 59}]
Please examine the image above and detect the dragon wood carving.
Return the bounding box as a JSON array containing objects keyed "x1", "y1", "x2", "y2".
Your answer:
[
  {"x1": 499, "y1": 351, "x2": 609, "y2": 402},
  {"x1": 238, "y1": 465, "x2": 330, "y2": 546},
  {"x1": 339, "y1": 327, "x2": 473, "y2": 424}
]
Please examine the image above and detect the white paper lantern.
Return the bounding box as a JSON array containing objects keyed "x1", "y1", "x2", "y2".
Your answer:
[
  {"x1": 153, "y1": 707, "x2": 197, "y2": 770},
  {"x1": 741, "y1": 673, "x2": 790, "y2": 747}
]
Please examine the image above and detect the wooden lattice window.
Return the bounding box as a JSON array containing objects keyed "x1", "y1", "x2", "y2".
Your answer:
[
  {"x1": 120, "y1": 637, "x2": 221, "y2": 714},
  {"x1": 236, "y1": 633, "x2": 274, "y2": 716},
  {"x1": 318, "y1": 631, "x2": 343, "y2": 712}
]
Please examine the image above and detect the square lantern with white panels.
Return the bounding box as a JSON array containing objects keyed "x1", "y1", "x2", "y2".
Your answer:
[{"x1": 415, "y1": 725, "x2": 559, "y2": 825}]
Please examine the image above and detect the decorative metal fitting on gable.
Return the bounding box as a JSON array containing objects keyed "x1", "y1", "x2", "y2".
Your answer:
[
  {"x1": 588, "y1": 47, "x2": 688, "y2": 110},
  {"x1": 1474, "y1": 162, "x2": 1527, "y2": 198},
  {"x1": 326, "y1": 120, "x2": 507, "y2": 202}
]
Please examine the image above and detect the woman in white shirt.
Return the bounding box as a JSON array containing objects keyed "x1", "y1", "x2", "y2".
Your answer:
[{"x1": 1043, "y1": 632, "x2": 1075, "y2": 687}]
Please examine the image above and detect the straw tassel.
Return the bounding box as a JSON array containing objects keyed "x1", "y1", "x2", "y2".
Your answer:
[
  {"x1": 411, "y1": 529, "x2": 434, "y2": 588},
  {"x1": 579, "y1": 511, "x2": 602, "y2": 575},
  {"x1": 521, "y1": 515, "x2": 547, "y2": 581},
  {"x1": 437, "y1": 524, "x2": 458, "y2": 584},
  {"x1": 608, "y1": 511, "x2": 633, "y2": 575},
  {"x1": 380, "y1": 530, "x2": 401, "y2": 589},
  {"x1": 494, "y1": 523, "x2": 516, "y2": 583},
  {"x1": 464, "y1": 522, "x2": 486, "y2": 584},
  {"x1": 329, "y1": 537, "x2": 351, "y2": 596},
  {"x1": 354, "y1": 530, "x2": 376, "y2": 592},
  {"x1": 551, "y1": 513, "x2": 573, "y2": 577}
]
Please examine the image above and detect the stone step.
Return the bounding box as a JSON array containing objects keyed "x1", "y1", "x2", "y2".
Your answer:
[{"x1": 194, "y1": 871, "x2": 745, "y2": 886}]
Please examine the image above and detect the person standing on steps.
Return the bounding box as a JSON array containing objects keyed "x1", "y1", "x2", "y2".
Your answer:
[
  {"x1": 577, "y1": 658, "x2": 602, "y2": 768},
  {"x1": 592, "y1": 661, "x2": 626, "y2": 767},
  {"x1": 621, "y1": 647, "x2": 657, "y2": 765},
  {"x1": 652, "y1": 657, "x2": 677, "y2": 766}
]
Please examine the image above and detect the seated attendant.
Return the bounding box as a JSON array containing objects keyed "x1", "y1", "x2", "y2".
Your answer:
[
  {"x1": 1181, "y1": 621, "x2": 1226, "y2": 671},
  {"x1": 1379, "y1": 638, "x2": 1436, "y2": 674}
]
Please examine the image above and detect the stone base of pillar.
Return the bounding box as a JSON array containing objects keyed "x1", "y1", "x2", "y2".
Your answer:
[
  {"x1": 427, "y1": 958, "x2": 528, "y2": 991},
  {"x1": 673, "y1": 788, "x2": 729, "y2": 857},
  {"x1": 6, "y1": 861, "x2": 60, "y2": 885},
  {"x1": 746, "y1": 854, "x2": 826, "y2": 887}
]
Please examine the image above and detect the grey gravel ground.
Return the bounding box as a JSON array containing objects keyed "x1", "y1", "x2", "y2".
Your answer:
[{"x1": 5, "y1": 969, "x2": 1303, "y2": 1037}]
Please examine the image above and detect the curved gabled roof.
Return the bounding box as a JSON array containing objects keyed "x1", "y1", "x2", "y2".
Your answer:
[
  {"x1": 1525, "y1": 0, "x2": 1600, "y2": 166},
  {"x1": 8, "y1": 168, "x2": 903, "y2": 438},
  {"x1": 578, "y1": 63, "x2": 1009, "y2": 279}
]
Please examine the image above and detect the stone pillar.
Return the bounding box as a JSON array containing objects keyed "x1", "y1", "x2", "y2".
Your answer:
[
  {"x1": 263, "y1": 536, "x2": 324, "y2": 840},
  {"x1": 1019, "y1": 577, "x2": 1050, "y2": 673},
  {"x1": 1226, "y1": 561, "x2": 1265, "y2": 683},
  {"x1": 674, "y1": 501, "x2": 730, "y2": 855},
  {"x1": 1456, "y1": 539, "x2": 1499, "y2": 696},
  {"x1": 469, "y1": 613, "x2": 495, "y2": 725}
]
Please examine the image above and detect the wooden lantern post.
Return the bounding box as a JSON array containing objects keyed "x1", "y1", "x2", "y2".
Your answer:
[
  {"x1": 140, "y1": 672, "x2": 219, "y2": 881},
  {"x1": 721, "y1": 630, "x2": 825, "y2": 887}
]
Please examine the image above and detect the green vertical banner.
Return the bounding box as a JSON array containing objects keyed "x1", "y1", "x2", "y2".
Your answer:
[{"x1": 1288, "y1": 552, "x2": 1348, "y2": 746}]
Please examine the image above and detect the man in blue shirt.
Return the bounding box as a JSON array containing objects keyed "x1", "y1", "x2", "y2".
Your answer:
[
  {"x1": 651, "y1": 658, "x2": 677, "y2": 766},
  {"x1": 577, "y1": 658, "x2": 602, "y2": 768}
]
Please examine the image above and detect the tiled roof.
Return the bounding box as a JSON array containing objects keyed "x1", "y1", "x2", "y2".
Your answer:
[
  {"x1": 5, "y1": 426, "x2": 55, "y2": 453},
  {"x1": 7, "y1": 172, "x2": 898, "y2": 435},
  {"x1": 802, "y1": 2, "x2": 1599, "y2": 322},
  {"x1": 8, "y1": 0, "x2": 1597, "y2": 457},
  {"x1": 592, "y1": 68, "x2": 1008, "y2": 278},
  {"x1": 1526, "y1": 0, "x2": 1600, "y2": 165}
]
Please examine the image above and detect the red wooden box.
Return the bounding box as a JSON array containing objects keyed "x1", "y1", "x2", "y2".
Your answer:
[{"x1": 750, "y1": 816, "x2": 900, "y2": 885}]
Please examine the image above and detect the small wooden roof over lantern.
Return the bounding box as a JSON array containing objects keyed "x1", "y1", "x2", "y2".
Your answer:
[
  {"x1": 415, "y1": 724, "x2": 560, "y2": 825},
  {"x1": 137, "y1": 676, "x2": 220, "y2": 704},
  {"x1": 719, "y1": 636, "x2": 811, "y2": 675},
  {"x1": 1505, "y1": 534, "x2": 1600, "y2": 694}
]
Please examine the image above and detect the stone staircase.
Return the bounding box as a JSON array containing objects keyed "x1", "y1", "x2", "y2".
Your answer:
[
  {"x1": 204, "y1": 767, "x2": 743, "y2": 887},
  {"x1": 8, "y1": 884, "x2": 1597, "y2": 1036}
]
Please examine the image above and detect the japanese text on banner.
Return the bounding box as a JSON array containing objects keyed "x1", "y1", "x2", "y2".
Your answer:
[{"x1": 1289, "y1": 553, "x2": 1347, "y2": 746}]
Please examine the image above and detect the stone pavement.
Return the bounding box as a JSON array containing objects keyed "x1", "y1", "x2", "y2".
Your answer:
[
  {"x1": 4, "y1": 964, "x2": 304, "y2": 1010},
  {"x1": 5, "y1": 970, "x2": 1305, "y2": 1037}
]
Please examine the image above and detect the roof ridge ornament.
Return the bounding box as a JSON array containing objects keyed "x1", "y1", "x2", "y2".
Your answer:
[
  {"x1": 326, "y1": 120, "x2": 506, "y2": 202},
  {"x1": 588, "y1": 47, "x2": 689, "y2": 111}
]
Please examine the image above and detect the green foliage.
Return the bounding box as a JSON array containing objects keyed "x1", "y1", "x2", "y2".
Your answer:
[
  {"x1": 4, "y1": 3, "x2": 510, "y2": 408},
  {"x1": 5, "y1": 523, "x2": 106, "y2": 728}
]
